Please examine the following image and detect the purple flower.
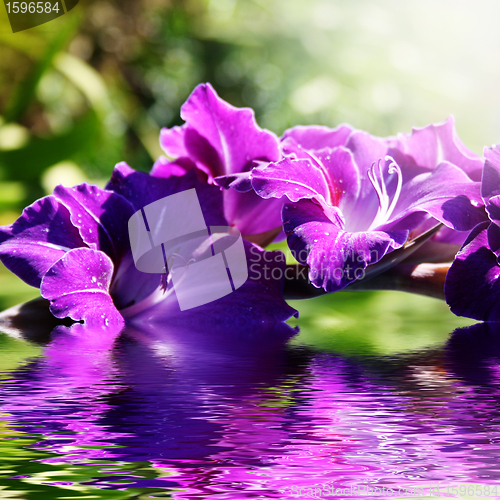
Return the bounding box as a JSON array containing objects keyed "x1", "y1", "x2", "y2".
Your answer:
[
  {"x1": 248, "y1": 117, "x2": 485, "y2": 292},
  {"x1": 445, "y1": 145, "x2": 500, "y2": 321},
  {"x1": 158, "y1": 83, "x2": 284, "y2": 245},
  {"x1": 0, "y1": 164, "x2": 297, "y2": 328}
]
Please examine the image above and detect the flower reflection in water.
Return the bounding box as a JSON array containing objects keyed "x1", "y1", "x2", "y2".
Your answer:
[{"x1": 2, "y1": 319, "x2": 500, "y2": 498}]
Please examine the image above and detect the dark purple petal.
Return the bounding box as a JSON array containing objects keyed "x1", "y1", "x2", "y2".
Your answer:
[
  {"x1": 0, "y1": 196, "x2": 84, "y2": 287},
  {"x1": 160, "y1": 83, "x2": 280, "y2": 179},
  {"x1": 391, "y1": 116, "x2": 483, "y2": 181},
  {"x1": 482, "y1": 146, "x2": 500, "y2": 234},
  {"x1": 40, "y1": 247, "x2": 124, "y2": 327},
  {"x1": 282, "y1": 124, "x2": 353, "y2": 151},
  {"x1": 53, "y1": 184, "x2": 135, "y2": 264},
  {"x1": 130, "y1": 242, "x2": 298, "y2": 327},
  {"x1": 487, "y1": 222, "x2": 500, "y2": 263},
  {"x1": 106, "y1": 162, "x2": 227, "y2": 228},
  {"x1": 214, "y1": 172, "x2": 253, "y2": 193},
  {"x1": 445, "y1": 221, "x2": 500, "y2": 321},
  {"x1": 284, "y1": 199, "x2": 407, "y2": 292}
]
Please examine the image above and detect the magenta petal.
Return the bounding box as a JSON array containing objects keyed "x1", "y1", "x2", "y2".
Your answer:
[
  {"x1": 223, "y1": 189, "x2": 284, "y2": 236},
  {"x1": 445, "y1": 221, "x2": 500, "y2": 321},
  {"x1": 0, "y1": 196, "x2": 84, "y2": 287},
  {"x1": 482, "y1": 146, "x2": 500, "y2": 201},
  {"x1": 393, "y1": 116, "x2": 483, "y2": 182},
  {"x1": 377, "y1": 162, "x2": 485, "y2": 233},
  {"x1": 151, "y1": 155, "x2": 193, "y2": 178},
  {"x1": 41, "y1": 247, "x2": 124, "y2": 327},
  {"x1": 159, "y1": 124, "x2": 190, "y2": 159},
  {"x1": 284, "y1": 200, "x2": 407, "y2": 292},
  {"x1": 53, "y1": 184, "x2": 135, "y2": 264},
  {"x1": 178, "y1": 83, "x2": 280, "y2": 176},
  {"x1": 160, "y1": 84, "x2": 280, "y2": 180},
  {"x1": 282, "y1": 124, "x2": 353, "y2": 151},
  {"x1": 252, "y1": 158, "x2": 330, "y2": 203},
  {"x1": 344, "y1": 131, "x2": 388, "y2": 198}
]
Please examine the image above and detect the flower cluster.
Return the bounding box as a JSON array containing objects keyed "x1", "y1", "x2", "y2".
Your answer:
[{"x1": 0, "y1": 82, "x2": 498, "y2": 327}]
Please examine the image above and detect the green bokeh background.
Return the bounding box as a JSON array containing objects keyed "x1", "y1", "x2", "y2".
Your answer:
[{"x1": 1, "y1": 0, "x2": 499, "y2": 314}]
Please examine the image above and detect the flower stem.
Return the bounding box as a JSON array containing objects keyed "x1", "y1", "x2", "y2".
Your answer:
[{"x1": 283, "y1": 263, "x2": 450, "y2": 301}]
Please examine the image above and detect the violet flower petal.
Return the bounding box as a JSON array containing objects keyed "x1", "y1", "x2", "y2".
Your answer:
[
  {"x1": 131, "y1": 243, "x2": 298, "y2": 327},
  {"x1": 377, "y1": 161, "x2": 486, "y2": 233},
  {"x1": 252, "y1": 158, "x2": 331, "y2": 204},
  {"x1": 53, "y1": 184, "x2": 135, "y2": 264},
  {"x1": 282, "y1": 124, "x2": 354, "y2": 151},
  {"x1": 391, "y1": 116, "x2": 483, "y2": 182},
  {"x1": 0, "y1": 196, "x2": 84, "y2": 287},
  {"x1": 150, "y1": 155, "x2": 194, "y2": 178},
  {"x1": 445, "y1": 221, "x2": 500, "y2": 322},
  {"x1": 40, "y1": 247, "x2": 124, "y2": 327},
  {"x1": 284, "y1": 199, "x2": 408, "y2": 291},
  {"x1": 106, "y1": 162, "x2": 227, "y2": 227},
  {"x1": 161, "y1": 83, "x2": 280, "y2": 179}
]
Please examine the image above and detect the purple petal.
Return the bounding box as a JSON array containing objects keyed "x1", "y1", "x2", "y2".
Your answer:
[
  {"x1": 0, "y1": 196, "x2": 84, "y2": 287},
  {"x1": 160, "y1": 83, "x2": 280, "y2": 179},
  {"x1": 216, "y1": 169, "x2": 285, "y2": 237},
  {"x1": 284, "y1": 199, "x2": 407, "y2": 292},
  {"x1": 482, "y1": 145, "x2": 500, "y2": 201},
  {"x1": 282, "y1": 124, "x2": 353, "y2": 151},
  {"x1": 223, "y1": 189, "x2": 284, "y2": 237},
  {"x1": 378, "y1": 161, "x2": 485, "y2": 233},
  {"x1": 40, "y1": 247, "x2": 124, "y2": 327},
  {"x1": 251, "y1": 158, "x2": 330, "y2": 203},
  {"x1": 159, "y1": 125, "x2": 189, "y2": 159},
  {"x1": 53, "y1": 184, "x2": 135, "y2": 265},
  {"x1": 445, "y1": 221, "x2": 500, "y2": 321},
  {"x1": 487, "y1": 222, "x2": 500, "y2": 263},
  {"x1": 151, "y1": 155, "x2": 194, "y2": 178},
  {"x1": 106, "y1": 162, "x2": 227, "y2": 227},
  {"x1": 214, "y1": 172, "x2": 253, "y2": 193},
  {"x1": 482, "y1": 146, "x2": 500, "y2": 232},
  {"x1": 344, "y1": 131, "x2": 388, "y2": 198},
  {"x1": 313, "y1": 147, "x2": 361, "y2": 210},
  {"x1": 130, "y1": 242, "x2": 298, "y2": 327},
  {"x1": 391, "y1": 116, "x2": 483, "y2": 182}
]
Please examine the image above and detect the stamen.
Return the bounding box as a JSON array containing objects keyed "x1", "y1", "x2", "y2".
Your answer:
[
  {"x1": 368, "y1": 156, "x2": 403, "y2": 228},
  {"x1": 384, "y1": 155, "x2": 403, "y2": 221}
]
